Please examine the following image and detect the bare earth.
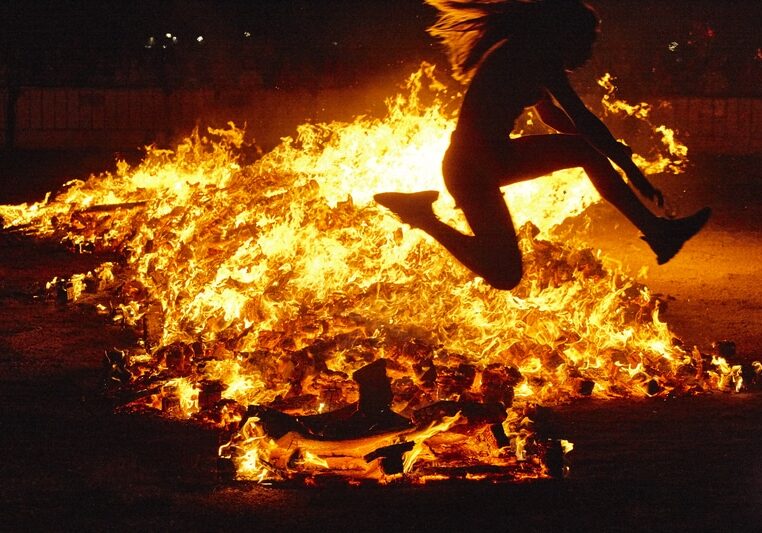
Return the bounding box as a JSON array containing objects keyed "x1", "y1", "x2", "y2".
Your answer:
[{"x1": 0, "y1": 155, "x2": 760, "y2": 531}]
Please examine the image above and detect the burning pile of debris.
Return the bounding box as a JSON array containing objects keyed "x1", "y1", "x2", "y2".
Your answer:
[
  {"x1": 220, "y1": 357, "x2": 563, "y2": 483},
  {"x1": 0, "y1": 65, "x2": 752, "y2": 484}
]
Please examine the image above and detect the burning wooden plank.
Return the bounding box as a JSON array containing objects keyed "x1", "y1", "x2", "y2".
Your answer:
[{"x1": 220, "y1": 359, "x2": 540, "y2": 483}]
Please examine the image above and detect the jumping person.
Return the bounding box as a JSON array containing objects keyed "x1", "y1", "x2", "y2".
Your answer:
[{"x1": 375, "y1": 0, "x2": 710, "y2": 290}]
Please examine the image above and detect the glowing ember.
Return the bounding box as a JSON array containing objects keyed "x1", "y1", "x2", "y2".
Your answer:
[{"x1": 0, "y1": 64, "x2": 743, "y2": 484}]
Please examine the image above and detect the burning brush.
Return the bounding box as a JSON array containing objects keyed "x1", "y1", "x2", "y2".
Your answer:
[
  {"x1": 0, "y1": 64, "x2": 750, "y2": 485},
  {"x1": 218, "y1": 358, "x2": 565, "y2": 484}
]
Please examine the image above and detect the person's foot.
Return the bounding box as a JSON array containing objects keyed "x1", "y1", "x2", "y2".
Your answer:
[
  {"x1": 373, "y1": 190, "x2": 439, "y2": 228},
  {"x1": 641, "y1": 206, "x2": 712, "y2": 264}
]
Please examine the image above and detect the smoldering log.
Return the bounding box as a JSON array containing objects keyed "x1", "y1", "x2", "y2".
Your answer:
[
  {"x1": 543, "y1": 439, "x2": 566, "y2": 479},
  {"x1": 245, "y1": 404, "x2": 311, "y2": 440},
  {"x1": 490, "y1": 424, "x2": 511, "y2": 448},
  {"x1": 415, "y1": 464, "x2": 517, "y2": 480},
  {"x1": 267, "y1": 428, "x2": 419, "y2": 477},
  {"x1": 576, "y1": 379, "x2": 595, "y2": 396},
  {"x1": 353, "y1": 358, "x2": 393, "y2": 413},
  {"x1": 198, "y1": 380, "x2": 225, "y2": 410},
  {"x1": 364, "y1": 441, "x2": 416, "y2": 475}
]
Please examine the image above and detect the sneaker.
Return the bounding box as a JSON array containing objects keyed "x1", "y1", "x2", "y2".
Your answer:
[
  {"x1": 373, "y1": 190, "x2": 439, "y2": 228},
  {"x1": 641, "y1": 206, "x2": 711, "y2": 264}
]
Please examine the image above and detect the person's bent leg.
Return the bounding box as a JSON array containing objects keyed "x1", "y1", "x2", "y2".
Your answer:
[
  {"x1": 498, "y1": 134, "x2": 664, "y2": 236},
  {"x1": 375, "y1": 188, "x2": 523, "y2": 290},
  {"x1": 454, "y1": 191, "x2": 524, "y2": 290},
  {"x1": 497, "y1": 134, "x2": 710, "y2": 263}
]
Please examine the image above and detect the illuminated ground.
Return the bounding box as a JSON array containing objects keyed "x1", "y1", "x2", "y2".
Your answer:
[{"x1": 1, "y1": 154, "x2": 760, "y2": 531}]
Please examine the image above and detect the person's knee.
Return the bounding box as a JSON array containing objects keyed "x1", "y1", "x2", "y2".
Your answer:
[
  {"x1": 483, "y1": 263, "x2": 523, "y2": 291},
  {"x1": 580, "y1": 144, "x2": 608, "y2": 168}
]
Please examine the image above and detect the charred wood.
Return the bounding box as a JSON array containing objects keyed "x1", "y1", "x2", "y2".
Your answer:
[
  {"x1": 411, "y1": 400, "x2": 506, "y2": 427},
  {"x1": 77, "y1": 201, "x2": 148, "y2": 213},
  {"x1": 364, "y1": 441, "x2": 415, "y2": 475}
]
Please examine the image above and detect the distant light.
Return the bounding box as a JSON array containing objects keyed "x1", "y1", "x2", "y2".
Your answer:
[
  {"x1": 166, "y1": 33, "x2": 172, "y2": 39},
  {"x1": 172, "y1": 36, "x2": 178, "y2": 44},
  {"x1": 243, "y1": 31, "x2": 251, "y2": 38},
  {"x1": 668, "y1": 41, "x2": 679, "y2": 52},
  {"x1": 197, "y1": 35, "x2": 204, "y2": 43},
  {"x1": 145, "y1": 36, "x2": 156, "y2": 49}
]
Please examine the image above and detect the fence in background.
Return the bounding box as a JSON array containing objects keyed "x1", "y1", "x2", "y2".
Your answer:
[{"x1": 1, "y1": 87, "x2": 761, "y2": 155}]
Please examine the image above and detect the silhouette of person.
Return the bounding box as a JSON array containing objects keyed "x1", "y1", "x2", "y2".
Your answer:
[{"x1": 375, "y1": 0, "x2": 710, "y2": 290}]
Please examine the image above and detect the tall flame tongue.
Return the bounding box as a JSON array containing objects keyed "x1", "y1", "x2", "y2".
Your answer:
[{"x1": 0, "y1": 64, "x2": 742, "y2": 483}]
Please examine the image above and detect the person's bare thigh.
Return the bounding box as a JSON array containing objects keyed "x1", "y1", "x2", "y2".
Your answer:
[{"x1": 495, "y1": 134, "x2": 595, "y2": 185}]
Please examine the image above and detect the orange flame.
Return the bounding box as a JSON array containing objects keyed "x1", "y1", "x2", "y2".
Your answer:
[{"x1": 0, "y1": 64, "x2": 743, "y2": 483}]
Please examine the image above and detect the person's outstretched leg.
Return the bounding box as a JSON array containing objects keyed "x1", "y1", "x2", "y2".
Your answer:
[{"x1": 495, "y1": 134, "x2": 710, "y2": 263}]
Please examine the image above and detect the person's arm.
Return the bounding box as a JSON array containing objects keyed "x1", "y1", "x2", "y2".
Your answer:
[
  {"x1": 534, "y1": 94, "x2": 578, "y2": 134},
  {"x1": 544, "y1": 73, "x2": 664, "y2": 206}
]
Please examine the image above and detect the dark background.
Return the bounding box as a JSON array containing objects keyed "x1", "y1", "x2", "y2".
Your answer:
[{"x1": 1, "y1": 0, "x2": 760, "y2": 96}]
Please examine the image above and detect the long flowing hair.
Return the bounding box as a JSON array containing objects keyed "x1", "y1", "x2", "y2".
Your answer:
[{"x1": 425, "y1": 0, "x2": 599, "y2": 82}]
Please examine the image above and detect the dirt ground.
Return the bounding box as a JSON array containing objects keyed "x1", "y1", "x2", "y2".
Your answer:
[{"x1": 1, "y1": 153, "x2": 761, "y2": 531}]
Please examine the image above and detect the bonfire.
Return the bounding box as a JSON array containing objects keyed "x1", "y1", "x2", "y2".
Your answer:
[{"x1": 0, "y1": 64, "x2": 744, "y2": 484}]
